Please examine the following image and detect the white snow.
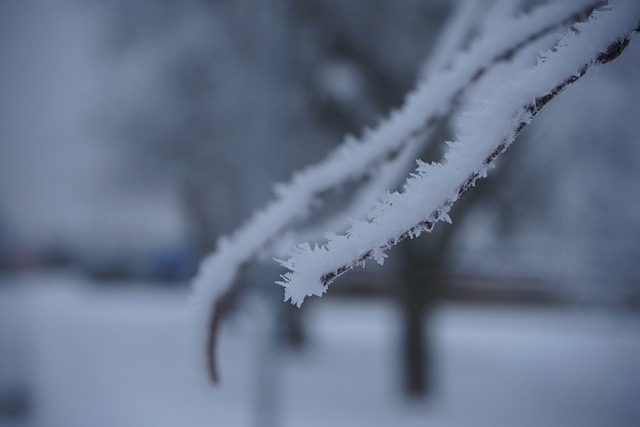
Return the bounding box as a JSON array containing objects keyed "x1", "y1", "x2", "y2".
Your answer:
[{"x1": 2, "y1": 277, "x2": 639, "y2": 427}]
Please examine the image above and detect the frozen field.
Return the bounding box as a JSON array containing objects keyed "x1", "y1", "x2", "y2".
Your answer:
[{"x1": 1, "y1": 274, "x2": 639, "y2": 427}]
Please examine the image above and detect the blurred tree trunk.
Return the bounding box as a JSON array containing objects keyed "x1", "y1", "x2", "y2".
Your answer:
[
  {"x1": 399, "y1": 231, "x2": 443, "y2": 397},
  {"x1": 397, "y1": 127, "x2": 525, "y2": 397}
]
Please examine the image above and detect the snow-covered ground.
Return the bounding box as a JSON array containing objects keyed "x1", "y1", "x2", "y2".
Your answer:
[{"x1": 1, "y1": 273, "x2": 639, "y2": 427}]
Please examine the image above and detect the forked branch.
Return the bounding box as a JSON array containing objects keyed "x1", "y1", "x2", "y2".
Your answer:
[{"x1": 192, "y1": 0, "x2": 606, "y2": 383}]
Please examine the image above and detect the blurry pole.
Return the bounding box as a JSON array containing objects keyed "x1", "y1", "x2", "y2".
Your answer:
[
  {"x1": 254, "y1": 285, "x2": 281, "y2": 427},
  {"x1": 247, "y1": 0, "x2": 290, "y2": 427}
]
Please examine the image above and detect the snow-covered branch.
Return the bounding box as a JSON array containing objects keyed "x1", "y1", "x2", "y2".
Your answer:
[
  {"x1": 278, "y1": 0, "x2": 640, "y2": 307},
  {"x1": 191, "y1": 0, "x2": 605, "y2": 383}
]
